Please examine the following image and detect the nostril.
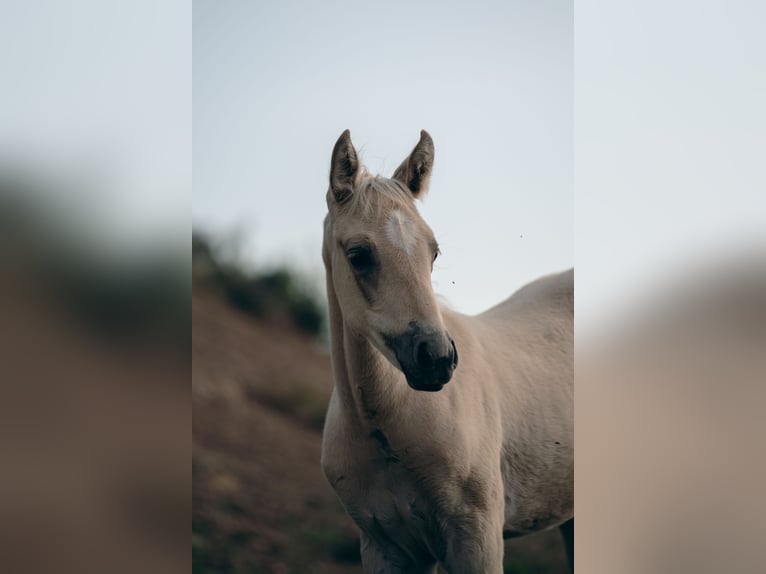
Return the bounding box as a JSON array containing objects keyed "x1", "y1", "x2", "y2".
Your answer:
[
  {"x1": 450, "y1": 338, "x2": 458, "y2": 368},
  {"x1": 416, "y1": 340, "x2": 433, "y2": 369}
]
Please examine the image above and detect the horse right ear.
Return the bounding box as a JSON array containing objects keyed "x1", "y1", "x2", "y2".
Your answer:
[
  {"x1": 391, "y1": 130, "x2": 434, "y2": 198},
  {"x1": 329, "y1": 129, "x2": 359, "y2": 203}
]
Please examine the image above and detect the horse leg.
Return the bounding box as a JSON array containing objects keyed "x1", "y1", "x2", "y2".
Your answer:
[
  {"x1": 360, "y1": 533, "x2": 437, "y2": 574},
  {"x1": 440, "y1": 515, "x2": 505, "y2": 574},
  {"x1": 559, "y1": 518, "x2": 574, "y2": 572}
]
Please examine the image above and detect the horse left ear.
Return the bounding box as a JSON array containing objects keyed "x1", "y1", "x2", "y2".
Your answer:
[
  {"x1": 330, "y1": 129, "x2": 360, "y2": 204},
  {"x1": 392, "y1": 130, "x2": 434, "y2": 198}
]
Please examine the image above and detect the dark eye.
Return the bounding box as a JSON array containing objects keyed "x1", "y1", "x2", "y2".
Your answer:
[
  {"x1": 347, "y1": 246, "x2": 375, "y2": 273},
  {"x1": 432, "y1": 251, "x2": 439, "y2": 263}
]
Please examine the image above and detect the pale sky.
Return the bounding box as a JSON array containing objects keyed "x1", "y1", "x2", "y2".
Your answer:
[{"x1": 193, "y1": 0, "x2": 573, "y2": 315}]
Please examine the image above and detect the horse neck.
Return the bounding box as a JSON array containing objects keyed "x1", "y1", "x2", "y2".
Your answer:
[{"x1": 325, "y1": 274, "x2": 408, "y2": 428}]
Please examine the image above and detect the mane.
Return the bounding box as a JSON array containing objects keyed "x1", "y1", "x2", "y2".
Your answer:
[{"x1": 345, "y1": 172, "x2": 415, "y2": 219}]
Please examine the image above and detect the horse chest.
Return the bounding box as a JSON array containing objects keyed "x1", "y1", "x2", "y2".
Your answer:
[
  {"x1": 323, "y1": 426, "x2": 446, "y2": 553},
  {"x1": 327, "y1": 434, "x2": 424, "y2": 514},
  {"x1": 351, "y1": 464, "x2": 425, "y2": 530}
]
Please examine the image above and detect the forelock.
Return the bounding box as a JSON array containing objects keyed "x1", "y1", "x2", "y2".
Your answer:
[{"x1": 345, "y1": 174, "x2": 415, "y2": 219}]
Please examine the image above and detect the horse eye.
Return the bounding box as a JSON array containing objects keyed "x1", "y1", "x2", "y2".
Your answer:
[
  {"x1": 347, "y1": 246, "x2": 375, "y2": 272},
  {"x1": 432, "y1": 251, "x2": 439, "y2": 263}
]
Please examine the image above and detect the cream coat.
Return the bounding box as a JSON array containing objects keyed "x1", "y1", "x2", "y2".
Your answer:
[{"x1": 321, "y1": 130, "x2": 573, "y2": 573}]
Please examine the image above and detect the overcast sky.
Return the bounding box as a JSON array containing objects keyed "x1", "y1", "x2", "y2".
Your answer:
[{"x1": 193, "y1": 0, "x2": 572, "y2": 315}]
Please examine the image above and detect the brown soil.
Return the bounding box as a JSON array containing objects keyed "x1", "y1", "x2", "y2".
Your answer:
[{"x1": 192, "y1": 288, "x2": 569, "y2": 573}]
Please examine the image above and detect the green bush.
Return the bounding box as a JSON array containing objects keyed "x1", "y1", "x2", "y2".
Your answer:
[{"x1": 193, "y1": 232, "x2": 325, "y2": 338}]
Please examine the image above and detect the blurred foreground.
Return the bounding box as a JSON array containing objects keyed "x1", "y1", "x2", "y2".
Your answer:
[
  {"x1": 578, "y1": 253, "x2": 766, "y2": 574},
  {"x1": 0, "y1": 178, "x2": 188, "y2": 574}
]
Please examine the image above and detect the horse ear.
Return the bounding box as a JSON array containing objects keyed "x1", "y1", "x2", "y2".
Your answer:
[
  {"x1": 392, "y1": 130, "x2": 434, "y2": 198},
  {"x1": 329, "y1": 129, "x2": 359, "y2": 203}
]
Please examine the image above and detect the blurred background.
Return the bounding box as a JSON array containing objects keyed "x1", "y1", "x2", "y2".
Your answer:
[
  {"x1": 576, "y1": 2, "x2": 766, "y2": 572},
  {"x1": 193, "y1": 1, "x2": 572, "y2": 572}
]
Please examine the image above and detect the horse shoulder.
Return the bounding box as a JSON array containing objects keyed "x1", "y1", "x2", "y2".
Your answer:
[{"x1": 320, "y1": 391, "x2": 359, "y2": 488}]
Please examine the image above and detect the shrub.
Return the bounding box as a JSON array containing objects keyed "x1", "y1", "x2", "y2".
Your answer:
[{"x1": 193, "y1": 232, "x2": 325, "y2": 338}]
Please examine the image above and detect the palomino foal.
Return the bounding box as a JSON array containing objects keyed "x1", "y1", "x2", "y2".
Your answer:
[{"x1": 321, "y1": 130, "x2": 573, "y2": 573}]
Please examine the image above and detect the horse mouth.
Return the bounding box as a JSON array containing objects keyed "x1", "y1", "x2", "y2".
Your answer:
[
  {"x1": 401, "y1": 365, "x2": 453, "y2": 392},
  {"x1": 397, "y1": 357, "x2": 457, "y2": 393},
  {"x1": 404, "y1": 375, "x2": 446, "y2": 393}
]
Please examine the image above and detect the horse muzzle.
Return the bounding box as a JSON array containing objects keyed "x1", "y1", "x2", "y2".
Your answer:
[{"x1": 384, "y1": 323, "x2": 459, "y2": 392}]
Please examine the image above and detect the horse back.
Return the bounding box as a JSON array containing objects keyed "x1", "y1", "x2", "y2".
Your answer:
[{"x1": 481, "y1": 268, "x2": 573, "y2": 322}]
